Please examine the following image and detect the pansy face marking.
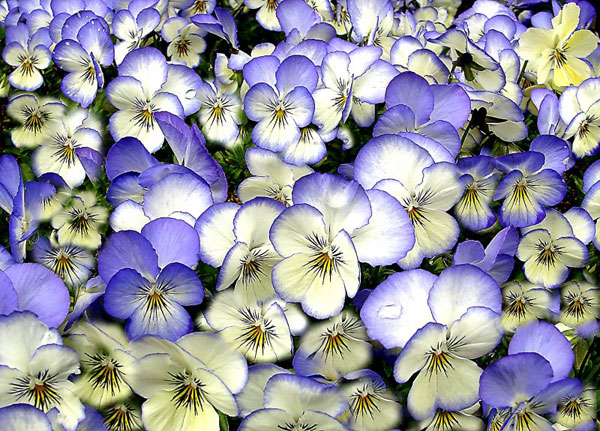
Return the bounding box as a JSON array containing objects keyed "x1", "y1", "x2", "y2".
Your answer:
[
  {"x1": 131, "y1": 98, "x2": 157, "y2": 131},
  {"x1": 169, "y1": 372, "x2": 208, "y2": 414},
  {"x1": 22, "y1": 105, "x2": 49, "y2": 135},
  {"x1": 240, "y1": 249, "x2": 270, "y2": 285},
  {"x1": 304, "y1": 233, "x2": 345, "y2": 282},
  {"x1": 9, "y1": 370, "x2": 62, "y2": 411},
  {"x1": 425, "y1": 343, "x2": 453, "y2": 377},
  {"x1": 505, "y1": 290, "x2": 536, "y2": 322},
  {"x1": 85, "y1": 353, "x2": 125, "y2": 396},
  {"x1": 534, "y1": 239, "x2": 564, "y2": 268},
  {"x1": 563, "y1": 290, "x2": 593, "y2": 321},
  {"x1": 431, "y1": 410, "x2": 461, "y2": 431},
  {"x1": 313, "y1": 315, "x2": 362, "y2": 360},
  {"x1": 348, "y1": 381, "x2": 385, "y2": 420},
  {"x1": 68, "y1": 207, "x2": 99, "y2": 237},
  {"x1": 104, "y1": 403, "x2": 142, "y2": 431},
  {"x1": 237, "y1": 307, "x2": 278, "y2": 356}
]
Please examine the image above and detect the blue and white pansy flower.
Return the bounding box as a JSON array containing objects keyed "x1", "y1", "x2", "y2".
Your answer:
[
  {"x1": 130, "y1": 332, "x2": 247, "y2": 431},
  {"x1": 112, "y1": 0, "x2": 161, "y2": 65},
  {"x1": 353, "y1": 134, "x2": 465, "y2": 269},
  {"x1": 390, "y1": 265, "x2": 503, "y2": 420},
  {"x1": 53, "y1": 13, "x2": 114, "y2": 107},
  {"x1": 105, "y1": 47, "x2": 186, "y2": 153},
  {"x1": 196, "y1": 78, "x2": 243, "y2": 147},
  {"x1": 243, "y1": 55, "x2": 317, "y2": 152},
  {"x1": 0, "y1": 312, "x2": 85, "y2": 430},
  {"x1": 98, "y1": 217, "x2": 203, "y2": 341},
  {"x1": 270, "y1": 172, "x2": 414, "y2": 318},
  {"x1": 238, "y1": 374, "x2": 347, "y2": 431},
  {"x1": 204, "y1": 289, "x2": 293, "y2": 363},
  {"x1": 161, "y1": 17, "x2": 207, "y2": 67},
  {"x1": 31, "y1": 107, "x2": 103, "y2": 188},
  {"x1": 237, "y1": 148, "x2": 312, "y2": 205},
  {"x1": 517, "y1": 209, "x2": 589, "y2": 288},
  {"x1": 6, "y1": 94, "x2": 65, "y2": 149},
  {"x1": 65, "y1": 321, "x2": 135, "y2": 409},
  {"x1": 292, "y1": 311, "x2": 372, "y2": 381},
  {"x1": 453, "y1": 155, "x2": 500, "y2": 231},
  {"x1": 196, "y1": 197, "x2": 284, "y2": 302},
  {"x1": 2, "y1": 22, "x2": 51, "y2": 91},
  {"x1": 339, "y1": 370, "x2": 402, "y2": 431},
  {"x1": 494, "y1": 151, "x2": 567, "y2": 228},
  {"x1": 480, "y1": 353, "x2": 582, "y2": 431}
]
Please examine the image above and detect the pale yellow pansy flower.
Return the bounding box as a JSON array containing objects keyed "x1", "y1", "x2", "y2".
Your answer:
[{"x1": 518, "y1": 3, "x2": 599, "y2": 88}]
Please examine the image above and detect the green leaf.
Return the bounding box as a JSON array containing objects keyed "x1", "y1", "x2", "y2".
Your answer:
[{"x1": 219, "y1": 412, "x2": 230, "y2": 431}]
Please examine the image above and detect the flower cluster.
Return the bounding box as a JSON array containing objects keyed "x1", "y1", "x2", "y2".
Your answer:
[{"x1": 0, "y1": 0, "x2": 599, "y2": 430}]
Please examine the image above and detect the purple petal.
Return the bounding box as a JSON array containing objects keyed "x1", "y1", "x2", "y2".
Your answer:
[
  {"x1": 385, "y1": 72, "x2": 434, "y2": 125},
  {"x1": 275, "y1": 55, "x2": 318, "y2": 94},
  {"x1": 156, "y1": 262, "x2": 204, "y2": 305},
  {"x1": 508, "y1": 321, "x2": 574, "y2": 382},
  {"x1": 360, "y1": 269, "x2": 436, "y2": 348},
  {"x1": 4, "y1": 263, "x2": 70, "y2": 328},
  {"x1": 429, "y1": 83, "x2": 471, "y2": 129},
  {"x1": 292, "y1": 172, "x2": 371, "y2": 234},
  {"x1": 428, "y1": 264, "x2": 501, "y2": 326},
  {"x1": 104, "y1": 268, "x2": 148, "y2": 318},
  {"x1": 97, "y1": 231, "x2": 160, "y2": 282},
  {"x1": 141, "y1": 217, "x2": 200, "y2": 269},
  {"x1": 0, "y1": 270, "x2": 18, "y2": 315},
  {"x1": 243, "y1": 55, "x2": 279, "y2": 88},
  {"x1": 105, "y1": 137, "x2": 158, "y2": 181},
  {"x1": 479, "y1": 352, "x2": 554, "y2": 408}
]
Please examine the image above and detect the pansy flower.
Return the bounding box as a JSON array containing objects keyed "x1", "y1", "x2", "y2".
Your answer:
[
  {"x1": 453, "y1": 156, "x2": 500, "y2": 231},
  {"x1": 161, "y1": 17, "x2": 207, "y2": 67},
  {"x1": 501, "y1": 280, "x2": 555, "y2": 332},
  {"x1": 6, "y1": 93, "x2": 65, "y2": 149},
  {"x1": 314, "y1": 45, "x2": 397, "y2": 133},
  {"x1": 53, "y1": 13, "x2": 114, "y2": 107},
  {"x1": 237, "y1": 148, "x2": 312, "y2": 205},
  {"x1": 112, "y1": 0, "x2": 161, "y2": 65},
  {"x1": 559, "y1": 280, "x2": 599, "y2": 330},
  {"x1": 51, "y1": 191, "x2": 108, "y2": 250},
  {"x1": 559, "y1": 77, "x2": 600, "y2": 158},
  {"x1": 339, "y1": 370, "x2": 402, "y2": 431},
  {"x1": 204, "y1": 289, "x2": 293, "y2": 363},
  {"x1": 0, "y1": 312, "x2": 85, "y2": 430},
  {"x1": 31, "y1": 107, "x2": 103, "y2": 188},
  {"x1": 385, "y1": 265, "x2": 502, "y2": 420},
  {"x1": 196, "y1": 78, "x2": 243, "y2": 147},
  {"x1": 517, "y1": 209, "x2": 589, "y2": 288},
  {"x1": 32, "y1": 234, "x2": 95, "y2": 288},
  {"x1": 2, "y1": 22, "x2": 51, "y2": 91},
  {"x1": 65, "y1": 321, "x2": 135, "y2": 409},
  {"x1": 130, "y1": 332, "x2": 247, "y2": 431},
  {"x1": 374, "y1": 72, "x2": 471, "y2": 158},
  {"x1": 239, "y1": 374, "x2": 347, "y2": 431},
  {"x1": 292, "y1": 311, "x2": 372, "y2": 381},
  {"x1": 494, "y1": 151, "x2": 567, "y2": 228},
  {"x1": 105, "y1": 47, "x2": 186, "y2": 153},
  {"x1": 243, "y1": 55, "x2": 317, "y2": 152},
  {"x1": 196, "y1": 197, "x2": 284, "y2": 302},
  {"x1": 353, "y1": 134, "x2": 464, "y2": 269},
  {"x1": 270, "y1": 172, "x2": 413, "y2": 318},
  {"x1": 98, "y1": 217, "x2": 203, "y2": 341},
  {"x1": 518, "y1": 3, "x2": 598, "y2": 87}
]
